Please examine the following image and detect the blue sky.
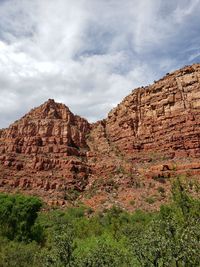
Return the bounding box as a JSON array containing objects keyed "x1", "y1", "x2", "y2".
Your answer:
[{"x1": 0, "y1": 0, "x2": 200, "y2": 127}]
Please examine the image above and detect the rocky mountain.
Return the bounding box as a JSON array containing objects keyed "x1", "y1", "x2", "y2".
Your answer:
[
  {"x1": 0, "y1": 99, "x2": 91, "y2": 205},
  {"x1": 0, "y1": 64, "x2": 200, "y2": 210}
]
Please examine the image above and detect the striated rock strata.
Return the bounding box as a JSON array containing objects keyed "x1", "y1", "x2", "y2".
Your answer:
[
  {"x1": 0, "y1": 64, "x2": 200, "y2": 210},
  {"x1": 0, "y1": 99, "x2": 91, "y2": 205}
]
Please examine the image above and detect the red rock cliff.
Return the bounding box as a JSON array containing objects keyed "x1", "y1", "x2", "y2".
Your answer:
[
  {"x1": 0, "y1": 64, "x2": 200, "y2": 210},
  {"x1": 85, "y1": 64, "x2": 200, "y2": 210},
  {"x1": 0, "y1": 99, "x2": 91, "y2": 205},
  {"x1": 104, "y1": 64, "x2": 200, "y2": 158}
]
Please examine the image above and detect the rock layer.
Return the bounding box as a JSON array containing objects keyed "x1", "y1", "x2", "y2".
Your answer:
[
  {"x1": 105, "y1": 64, "x2": 200, "y2": 158},
  {"x1": 0, "y1": 99, "x2": 91, "y2": 205},
  {"x1": 0, "y1": 64, "x2": 200, "y2": 209}
]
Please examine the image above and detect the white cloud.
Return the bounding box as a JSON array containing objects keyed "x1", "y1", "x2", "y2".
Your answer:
[
  {"x1": 0, "y1": 0, "x2": 200, "y2": 127},
  {"x1": 173, "y1": 0, "x2": 200, "y2": 23}
]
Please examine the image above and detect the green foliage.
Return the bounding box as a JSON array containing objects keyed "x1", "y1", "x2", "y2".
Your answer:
[
  {"x1": 0, "y1": 237, "x2": 40, "y2": 267},
  {"x1": 145, "y1": 196, "x2": 156, "y2": 204},
  {"x1": 74, "y1": 235, "x2": 135, "y2": 267},
  {"x1": 43, "y1": 227, "x2": 76, "y2": 267},
  {"x1": 0, "y1": 179, "x2": 199, "y2": 266},
  {"x1": 130, "y1": 199, "x2": 135, "y2": 206},
  {"x1": 157, "y1": 186, "x2": 165, "y2": 194},
  {"x1": 0, "y1": 193, "x2": 42, "y2": 241},
  {"x1": 131, "y1": 177, "x2": 200, "y2": 267},
  {"x1": 64, "y1": 188, "x2": 80, "y2": 201},
  {"x1": 171, "y1": 176, "x2": 194, "y2": 218}
]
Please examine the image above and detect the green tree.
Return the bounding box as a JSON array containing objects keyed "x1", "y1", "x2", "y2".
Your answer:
[
  {"x1": 131, "y1": 178, "x2": 200, "y2": 267},
  {"x1": 0, "y1": 193, "x2": 42, "y2": 241},
  {"x1": 0, "y1": 237, "x2": 41, "y2": 267},
  {"x1": 43, "y1": 226, "x2": 76, "y2": 267},
  {"x1": 74, "y1": 235, "x2": 134, "y2": 267}
]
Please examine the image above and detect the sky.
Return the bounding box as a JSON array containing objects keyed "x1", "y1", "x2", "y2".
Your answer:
[{"x1": 0, "y1": 0, "x2": 200, "y2": 128}]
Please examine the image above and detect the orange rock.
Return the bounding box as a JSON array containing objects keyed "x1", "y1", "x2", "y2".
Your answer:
[{"x1": 0, "y1": 64, "x2": 200, "y2": 209}]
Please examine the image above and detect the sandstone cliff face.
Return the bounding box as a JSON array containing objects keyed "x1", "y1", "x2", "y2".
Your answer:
[
  {"x1": 0, "y1": 99, "x2": 90, "y2": 154},
  {"x1": 85, "y1": 64, "x2": 200, "y2": 210},
  {"x1": 0, "y1": 64, "x2": 200, "y2": 210},
  {"x1": 104, "y1": 64, "x2": 200, "y2": 158},
  {"x1": 0, "y1": 99, "x2": 91, "y2": 205}
]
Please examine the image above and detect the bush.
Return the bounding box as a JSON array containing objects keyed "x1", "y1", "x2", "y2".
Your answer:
[
  {"x1": 131, "y1": 178, "x2": 200, "y2": 267},
  {"x1": 0, "y1": 193, "x2": 42, "y2": 241},
  {"x1": 157, "y1": 186, "x2": 165, "y2": 194},
  {"x1": 0, "y1": 178, "x2": 199, "y2": 267},
  {"x1": 145, "y1": 196, "x2": 155, "y2": 204},
  {"x1": 0, "y1": 237, "x2": 40, "y2": 267},
  {"x1": 74, "y1": 235, "x2": 135, "y2": 267}
]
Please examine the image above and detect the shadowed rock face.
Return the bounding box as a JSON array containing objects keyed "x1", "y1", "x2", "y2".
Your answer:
[{"x1": 0, "y1": 64, "x2": 200, "y2": 209}]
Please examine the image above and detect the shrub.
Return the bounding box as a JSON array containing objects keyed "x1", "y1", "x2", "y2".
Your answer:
[
  {"x1": 130, "y1": 200, "x2": 135, "y2": 206},
  {"x1": 74, "y1": 235, "x2": 135, "y2": 267},
  {"x1": 157, "y1": 186, "x2": 165, "y2": 194},
  {"x1": 0, "y1": 238, "x2": 40, "y2": 267},
  {"x1": 145, "y1": 196, "x2": 155, "y2": 204},
  {"x1": 131, "y1": 178, "x2": 200, "y2": 267},
  {"x1": 0, "y1": 193, "x2": 42, "y2": 241}
]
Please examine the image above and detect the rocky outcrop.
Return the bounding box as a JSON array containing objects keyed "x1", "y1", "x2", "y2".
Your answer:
[
  {"x1": 0, "y1": 99, "x2": 91, "y2": 205},
  {"x1": 85, "y1": 64, "x2": 200, "y2": 210},
  {"x1": 104, "y1": 64, "x2": 200, "y2": 158},
  {"x1": 0, "y1": 64, "x2": 200, "y2": 210}
]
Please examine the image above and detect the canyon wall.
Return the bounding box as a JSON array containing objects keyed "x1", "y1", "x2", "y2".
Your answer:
[
  {"x1": 97, "y1": 64, "x2": 200, "y2": 158},
  {"x1": 0, "y1": 64, "x2": 200, "y2": 209}
]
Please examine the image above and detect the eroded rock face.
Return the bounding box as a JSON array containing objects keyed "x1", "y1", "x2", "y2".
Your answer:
[
  {"x1": 104, "y1": 64, "x2": 200, "y2": 158},
  {"x1": 85, "y1": 64, "x2": 200, "y2": 210},
  {"x1": 0, "y1": 99, "x2": 91, "y2": 205},
  {"x1": 88, "y1": 65, "x2": 200, "y2": 161},
  {"x1": 0, "y1": 64, "x2": 200, "y2": 209}
]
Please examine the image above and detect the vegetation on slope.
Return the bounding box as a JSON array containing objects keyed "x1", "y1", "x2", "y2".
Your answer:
[{"x1": 0, "y1": 177, "x2": 199, "y2": 267}]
